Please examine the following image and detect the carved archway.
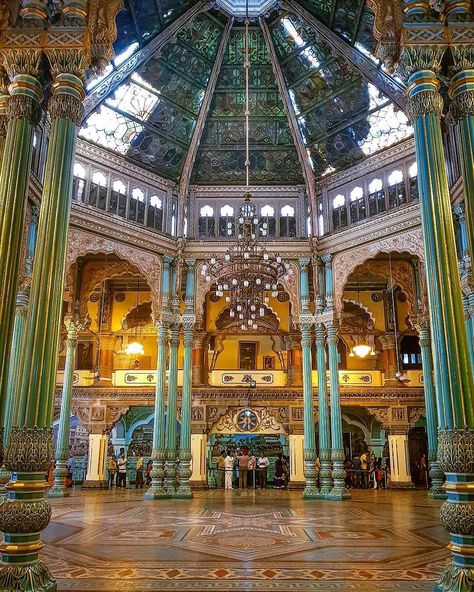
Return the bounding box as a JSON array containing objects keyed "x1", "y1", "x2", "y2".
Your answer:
[
  {"x1": 66, "y1": 229, "x2": 162, "y2": 317},
  {"x1": 332, "y1": 228, "x2": 425, "y2": 321}
]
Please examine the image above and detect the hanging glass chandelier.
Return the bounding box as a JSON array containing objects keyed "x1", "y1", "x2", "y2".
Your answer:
[{"x1": 202, "y1": 7, "x2": 291, "y2": 331}]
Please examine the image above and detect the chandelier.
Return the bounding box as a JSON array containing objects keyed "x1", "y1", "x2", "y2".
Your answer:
[{"x1": 202, "y1": 6, "x2": 290, "y2": 332}]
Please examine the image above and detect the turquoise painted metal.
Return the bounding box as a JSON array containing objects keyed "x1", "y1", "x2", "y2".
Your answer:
[
  {"x1": 145, "y1": 256, "x2": 172, "y2": 500},
  {"x1": 164, "y1": 324, "x2": 179, "y2": 496},
  {"x1": 176, "y1": 259, "x2": 196, "y2": 498}
]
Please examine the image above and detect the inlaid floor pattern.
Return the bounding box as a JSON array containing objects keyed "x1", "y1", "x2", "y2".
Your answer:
[{"x1": 45, "y1": 489, "x2": 448, "y2": 591}]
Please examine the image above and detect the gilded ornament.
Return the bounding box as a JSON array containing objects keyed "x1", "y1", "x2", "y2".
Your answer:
[
  {"x1": 4, "y1": 426, "x2": 53, "y2": 473},
  {"x1": 87, "y1": 0, "x2": 124, "y2": 72}
]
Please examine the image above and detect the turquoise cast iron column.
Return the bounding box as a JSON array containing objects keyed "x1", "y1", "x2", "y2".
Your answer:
[
  {"x1": 323, "y1": 255, "x2": 350, "y2": 501},
  {"x1": 145, "y1": 256, "x2": 172, "y2": 500},
  {"x1": 4, "y1": 208, "x2": 39, "y2": 448},
  {"x1": 299, "y1": 258, "x2": 318, "y2": 499},
  {"x1": 164, "y1": 324, "x2": 179, "y2": 497},
  {"x1": 326, "y1": 321, "x2": 350, "y2": 501},
  {"x1": 315, "y1": 322, "x2": 332, "y2": 498},
  {"x1": 0, "y1": 51, "x2": 42, "y2": 438},
  {"x1": 176, "y1": 259, "x2": 196, "y2": 499},
  {"x1": 398, "y1": 36, "x2": 474, "y2": 589},
  {"x1": 49, "y1": 316, "x2": 85, "y2": 498},
  {"x1": 418, "y1": 323, "x2": 446, "y2": 499},
  {"x1": 0, "y1": 48, "x2": 88, "y2": 591}
]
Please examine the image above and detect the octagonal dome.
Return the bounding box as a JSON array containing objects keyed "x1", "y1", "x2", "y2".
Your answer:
[{"x1": 216, "y1": 0, "x2": 279, "y2": 17}]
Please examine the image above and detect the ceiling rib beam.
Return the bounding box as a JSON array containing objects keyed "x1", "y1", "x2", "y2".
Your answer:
[
  {"x1": 177, "y1": 17, "x2": 234, "y2": 237},
  {"x1": 282, "y1": 0, "x2": 407, "y2": 111},
  {"x1": 260, "y1": 18, "x2": 319, "y2": 240},
  {"x1": 82, "y1": 0, "x2": 210, "y2": 121}
]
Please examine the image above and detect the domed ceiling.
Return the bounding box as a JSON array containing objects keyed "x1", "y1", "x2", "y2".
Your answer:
[{"x1": 80, "y1": 0, "x2": 411, "y2": 186}]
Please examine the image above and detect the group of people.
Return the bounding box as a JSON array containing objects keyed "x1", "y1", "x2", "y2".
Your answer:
[
  {"x1": 107, "y1": 449, "x2": 153, "y2": 489},
  {"x1": 343, "y1": 452, "x2": 389, "y2": 489},
  {"x1": 216, "y1": 449, "x2": 289, "y2": 490}
]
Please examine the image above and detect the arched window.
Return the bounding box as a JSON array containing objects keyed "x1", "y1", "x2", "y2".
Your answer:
[
  {"x1": 219, "y1": 205, "x2": 235, "y2": 237},
  {"x1": 400, "y1": 335, "x2": 422, "y2": 369},
  {"x1": 280, "y1": 205, "x2": 296, "y2": 237},
  {"x1": 387, "y1": 169, "x2": 406, "y2": 209},
  {"x1": 147, "y1": 194, "x2": 163, "y2": 231},
  {"x1": 198, "y1": 205, "x2": 215, "y2": 238},
  {"x1": 332, "y1": 194, "x2": 347, "y2": 230},
  {"x1": 408, "y1": 161, "x2": 419, "y2": 201},
  {"x1": 260, "y1": 204, "x2": 276, "y2": 237},
  {"x1": 89, "y1": 171, "x2": 107, "y2": 210},
  {"x1": 128, "y1": 187, "x2": 146, "y2": 224},
  {"x1": 109, "y1": 179, "x2": 127, "y2": 217},
  {"x1": 349, "y1": 186, "x2": 366, "y2": 224},
  {"x1": 367, "y1": 178, "x2": 385, "y2": 217},
  {"x1": 72, "y1": 163, "x2": 86, "y2": 202}
]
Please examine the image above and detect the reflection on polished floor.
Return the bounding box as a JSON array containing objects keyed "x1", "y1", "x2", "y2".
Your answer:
[{"x1": 45, "y1": 489, "x2": 448, "y2": 591}]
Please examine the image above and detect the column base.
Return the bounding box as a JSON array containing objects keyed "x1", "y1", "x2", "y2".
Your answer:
[
  {"x1": 48, "y1": 484, "x2": 69, "y2": 498},
  {"x1": 144, "y1": 485, "x2": 168, "y2": 500},
  {"x1": 0, "y1": 562, "x2": 57, "y2": 592},
  {"x1": 428, "y1": 485, "x2": 447, "y2": 500},
  {"x1": 81, "y1": 480, "x2": 108, "y2": 489},
  {"x1": 326, "y1": 487, "x2": 351, "y2": 501},
  {"x1": 287, "y1": 481, "x2": 305, "y2": 490},
  {"x1": 302, "y1": 485, "x2": 320, "y2": 499},
  {"x1": 174, "y1": 485, "x2": 193, "y2": 499},
  {"x1": 0, "y1": 465, "x2": 10, "y2": 502},
  {"x1": 434, "y1": 563, "x2": 474, "y2": 592}
]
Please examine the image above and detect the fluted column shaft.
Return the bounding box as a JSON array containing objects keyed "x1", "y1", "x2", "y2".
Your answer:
[
  {"x1": 177, "y1": 259, "x2": 196, "y2": 498},
  {"x1": 398, "y1": 36, "x2": 474, "y2": 590},
  {"x1": 315, "y1": 323, "x2": 331, "y2": 497},
  {"x1": 49, "y1": 317, "x2": 85, "y2": 498},
  {"x1": 326, "y1": 321, "x2": 350, "y2": 500},
  {"x1": 418, "y1": 325, "x2": 445, "y2": 499},
  {"x1": 145, "y1": 256, "x2": 172, "y2": 500},
  {"x1": 299, "y1": 258, "x2": 318, "y2": 499},
  {"x1": 0, "y1": 51, "x2": 42, "y2": 426},
  {"x1": 0, "y1": 46, "x2": 89, "y2": 591},
  {"x1": 164, "y1": 325, "x2": 179, "y2": 496}
]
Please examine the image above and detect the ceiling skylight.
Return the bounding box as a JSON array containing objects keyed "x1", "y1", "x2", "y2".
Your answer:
[{"x1": 216, "y1": 0, "x2": 278, "y2": 17}]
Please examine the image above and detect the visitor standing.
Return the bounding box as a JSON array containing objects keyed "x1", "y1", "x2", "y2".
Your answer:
[
  {"x1": 135, "y1": 452, "x2": 144, "y2": 489},
  {"x1": 352, "y1": 454, "x2": 361, "y2": 488},
  {"x1": 238, "y1": 450, "x2": 249, "y2": 489},
  {"x1": 66, "y1": 456, "x2": 75, "y2": 488},
  {"x1": 117, "y1": 452, "x2": 127, "y2": 488},
  {"x1": 247, "y1": 452, "x2": 256, "y2": 488},
  {"x1": 145, "y1": 459, "x2": 153, "y2": 486},
  {"x1": 418, "y1": 454, "x2": 427, "y2": 487},
  {"x1": 273, "y1": 454, "x2": 285, "y2": 489},
  {"x1": 217, "y1": 452, "x2": 226, "y2": 489},
  {"x1": 257, "y1": 452, "x2": 269, "y2": 489},
  {"x1": 224, "y1": 451, "x2": 234, "y2": 490},
  {"x1": 107, "y1": 456, "x2": 117, "y2": 488},
  {"x1": 360, "y1": 451, "x2": 368, "y2": 489},
  {"x1": 369, "y1": 453, "x2": 378, "y2": 489}
]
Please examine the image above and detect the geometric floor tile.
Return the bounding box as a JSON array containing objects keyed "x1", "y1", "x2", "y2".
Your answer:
[{"x1": 44, "y1": 489, "x2": 449, "y2": 591}]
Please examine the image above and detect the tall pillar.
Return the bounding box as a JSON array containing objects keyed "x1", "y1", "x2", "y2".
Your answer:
[
  {"x1": 299, "y1": 258, "x2": 318, "y2": 499},
  {"x1": 192, "y1": 331, "x2": 207, "y2": 386},
  {"x1": 398, "y1": 30, "x2": 474, "y2": 590},
  {"x1": 326, "y1": 320, "x2": 350, "y2": 500},
  {"x1": 418, "y1": 322, "x2": 446, "y2": 499},
  {"x1": 49, "y1": 316, "x2": 86, "y2": 498},
  {"x1": 145, "y1": 256, "x2": 172, "y2": 500},
  {"x1": 388, "y1": 431, "x2": 413, "y2": 487},
  {"x1": 83, "y1": 432, "x2": 108, "y2": 487},
  {"x1": 315, "y1": 323, "x2": 332, "y2": 497},
  {"x1": 164, "y1": 324, "x2": 179, "y2": 497},
  {"x1": 0, "y1": 50, "x2": 42, "y2": 433},
  {"x1": 177, "y1": 259, "x2": 196, "y2": 499},
  {"x1": 0, "y1": 46, "x2": 88, "y2": 590}
]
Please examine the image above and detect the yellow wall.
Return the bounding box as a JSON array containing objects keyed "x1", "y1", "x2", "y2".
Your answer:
[{"x1": 213, "y1": 335, "x2": 286, "y2": 370}]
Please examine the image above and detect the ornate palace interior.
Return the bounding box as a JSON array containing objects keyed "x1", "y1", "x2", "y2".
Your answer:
[{"x1": 0, "y1": 1, "x2": 473, "y2": 591}]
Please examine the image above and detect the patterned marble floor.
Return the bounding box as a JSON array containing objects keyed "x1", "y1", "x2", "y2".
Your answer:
[{"x1": 44, "y1": 488, "x2": 448, "y2": 591}]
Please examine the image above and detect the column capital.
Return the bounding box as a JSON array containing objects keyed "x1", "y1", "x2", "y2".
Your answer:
[
  {"x1": 298, "y1": 257, "x2": 311, "y2": 269},
  {"x1": 325, "y1": 319, "x2": 339, "y2": 344},
  {"x1": 321, "y1": 253, "x2": 333, "y2": 266},
  {"x1": 156, "y1": 321, "x2": 169, "y2": 346},
  {"x1": 64, "y1": 314, "x2": 89, "y2": 344},
  {"x1": 448, "y1": 46, "x2": 474, "y2": 120},
  {"x1": 162, "y1": 255, "x2": 174, "y2": 268},
  {"x1": 169, "y1": 324, "x2": 180, "y2": 348},
  {"x1": 1, "y1": 49, "x2": 43, "y2": 121}
]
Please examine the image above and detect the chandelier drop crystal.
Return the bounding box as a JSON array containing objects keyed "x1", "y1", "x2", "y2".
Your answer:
[{"x1": 203, "y1": 7, "x2": 290, "y2": 331}]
